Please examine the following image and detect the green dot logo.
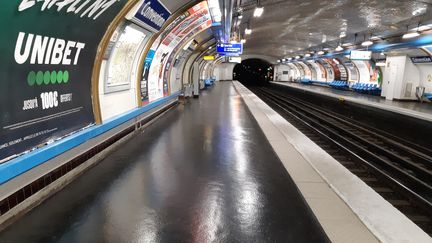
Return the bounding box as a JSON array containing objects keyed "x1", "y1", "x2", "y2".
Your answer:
[
  {"x1": 28, "y1": 70, "x2": 70, "y2": 86},
  {"x1": 57, "y1": 71, "x2": 63, "y2": 84},
  {"x1": 36, "y1": 71, "x2": 44, "y2": 86},
  {"x1": 51, "y1": 71, "x2": 57, "y2": 84},
  {"x1": 43, "y1": 71, "x2": 51, "y2": 85},
  {"x1": 27, "y1": 71, "x2": 36, "y2": 86},
  {"x1": 63, "y1": 70, "x2": 69, "y2": 83}
]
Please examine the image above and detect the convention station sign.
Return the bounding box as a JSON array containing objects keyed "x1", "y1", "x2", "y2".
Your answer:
[
  {"x1": 0, "y1": 1, "x2": 128, "y2": 161},
  {"x1": 132, "y1": 0, "x2": 171, "y2": 32},
  {"x1": 411, "y1": 56, "x2": 432, "y2": 64}
]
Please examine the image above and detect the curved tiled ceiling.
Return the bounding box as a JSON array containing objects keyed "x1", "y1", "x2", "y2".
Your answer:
[{"x1": 235, "y1": 0, "x2": 432, "y2": 58}]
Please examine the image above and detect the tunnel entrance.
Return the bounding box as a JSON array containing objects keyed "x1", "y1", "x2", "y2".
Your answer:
[{"x1": 233, "y1": 59, "x2": 273, "y2": 86}]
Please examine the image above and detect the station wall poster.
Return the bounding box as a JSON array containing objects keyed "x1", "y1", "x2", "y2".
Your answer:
[
  {"x1": 143, "y1": 1, "x2": 211, "y2": 102},
  {"x1": 0, "y1": 1, "x2": 128, "y2": 162}
]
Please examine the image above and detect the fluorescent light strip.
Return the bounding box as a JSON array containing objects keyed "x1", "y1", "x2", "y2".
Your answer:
[
  {"x1": 253, "y1": 7, "x2": 264, "y2": 17},
  {"x1": 402, "y1": 32, "x2": 420, "y2": 39},
  {"x1": 361, "y1": 40, "x2": 373, "y2": 46}
]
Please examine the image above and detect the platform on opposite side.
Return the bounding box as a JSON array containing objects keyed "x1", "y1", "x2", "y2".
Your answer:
[{"x1": 272, "y1": 81, "x2": 432, "y2": 122}]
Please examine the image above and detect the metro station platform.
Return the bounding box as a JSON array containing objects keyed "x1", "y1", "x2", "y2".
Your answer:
[
  {"x1": 0, "y1": 82, "x2": 330, "y2": 242},
  {"x1": 271, "y1": 82, "x2": 432, "y2": 122},
  {"x1": 1, "y1": 82, "x2": 430, "y2": 243}
]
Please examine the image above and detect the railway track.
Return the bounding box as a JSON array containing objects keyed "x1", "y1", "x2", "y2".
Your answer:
[{"x1": 250, "y1": 86, "x2": 432, "y2": 234}]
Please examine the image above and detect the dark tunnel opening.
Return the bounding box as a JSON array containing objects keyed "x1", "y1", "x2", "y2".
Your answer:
[{"x1": 233, "y1": 59, "x2": 273, "y2": 86}]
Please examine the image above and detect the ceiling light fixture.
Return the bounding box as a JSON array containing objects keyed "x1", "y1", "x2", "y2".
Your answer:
[
  {"x1": 245, "y1": 28, "x2": 252, "y2": 35},
  {"x1": 402, "y1": 24, "x2": 421, "y2": 39},
  {"x1": 417, "y1": 25, "x2": 431, "y2": 32},
  {"x1": 335, "y1": 45, "x2": 344, "y2": 51},
  {"x1": 254, "y1": 6, "x2": 264, "y2": 17},
  {"x1": 412, "y1": 7, "x2": 427, "y2": 16},
  {"x1": 402, "y1": 32, "x2": 420, "y2": 39},
  {"x1": 305, "y1": 53, "x2": 311, "y2": 57},
  {"x1": 342, "y1": 42, "x2": 353, "y2": 47},
  {"x1": 317, "y1": 50, "x2": 325, "y2": 55},
  {"x1": 361, "y1": 40, "x2": 373, "y2": 46},
  {"x1": 370, "y1": 36, "x2": 381, "y2": 41},
  {"x1": 253, "y1": 0, "x2": 264, "y2": 17}
]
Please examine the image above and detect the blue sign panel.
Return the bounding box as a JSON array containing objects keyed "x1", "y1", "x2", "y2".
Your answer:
[
  {"x1": 134, "y1": 0, "x2": 171, "y2": 32},
  {"x1": 217, "y1": 43, "x2": 243, "y2": 55}
]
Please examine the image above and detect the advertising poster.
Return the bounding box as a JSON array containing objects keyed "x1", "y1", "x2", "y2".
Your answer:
[
  {"x1": 293, "y1": 63, "x2": 305, "y2": 78},
  {"x1": 305, "y1": 62, "x2": 317, "y2": 80},
  {"x1": 366, "y1": 62, "x2": 381, "y2": 84},
  {"x1": 316, "y1": 62, "x2": 327, "y2": 81},
  {"x1": 141, "y1": 49, "x2": 156, "y2": 103},
  {"x1": 353, "y1": 61, "x2": 372, "y2": 83},
  {"x1": 343, "y1": 61, "x2": 359, "y2": 82},
  {"x1": 319, "y1": 60, "x2": 334, "y2": 81},
  {"x1": 145, "y1": 1, "x2": 211, "y2": 102},
  {"x1": 0, "y1": 1, "x2": 127, "y2": 161},
  {"x1": 325, "y1": 59, "x2": 341, "y2": 81},
  {"x1": 163, "y1": 18, "x2": 213, "y2": 90}
]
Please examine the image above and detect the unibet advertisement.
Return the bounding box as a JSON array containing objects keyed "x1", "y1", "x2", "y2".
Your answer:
[{"x1": 0, "y1": 1, "x2": 127, "y2": 161}]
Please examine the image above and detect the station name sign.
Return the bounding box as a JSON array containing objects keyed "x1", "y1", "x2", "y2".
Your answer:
[
  {"x1": 350, "y1": 50, "x2": 372, "y2": 61},
  {"x1": 217, "y1": 43, "x2": 243, "y2": 56},
  {"x1": 411, "y1": 56, "x2": 432, "y2": 64},
  {"x1": 133, "y1": 0, "x2": 171, "y2": 32}
]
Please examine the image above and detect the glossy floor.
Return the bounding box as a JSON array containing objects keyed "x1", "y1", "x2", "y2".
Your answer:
[{"x1": 0, "y1": 82, "x2": 330, "y2": 243}]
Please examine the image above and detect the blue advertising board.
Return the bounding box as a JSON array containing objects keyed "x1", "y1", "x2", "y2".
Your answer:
[
  {"x1": 133, "y1": 0, "x2": 171, "y2": 32},
  {"x1": 217, "y1": 43, "x2": 243, "y2": 56}
]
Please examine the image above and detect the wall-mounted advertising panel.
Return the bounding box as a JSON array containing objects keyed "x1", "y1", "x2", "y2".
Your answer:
[
  {"x1": 353, "y1": 61, "x2": 372, "y2": 83},
  {"x1": 142, "y1": 1, "x2": 211, "y2": 102},
  {"x1": 350, "y1": 50, "x2": 372, "y2": 61},
  {"x1": 343, "y1": 60, "x2": 359, "y2": 82},
  {"x1": 324, "y1": 59, "x2": 341, "y2": 80},
  {"x1": 132, "y1": 0, "x2": 171, "y2": 32},
  {"x1": 217, "y1": 43, "x2": 243, "y2": 56},
  {"x1": 0, "y1": 1, "x2": 127, "y2": 161},
  {"x1": 318, "y1": 60, "x2": 334, "y2": 82},
  {"x1": 163, "y1": 18, "x2": 213, "y2": 92}
]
